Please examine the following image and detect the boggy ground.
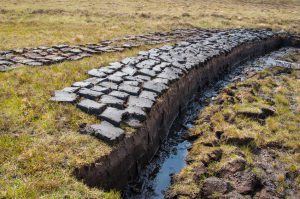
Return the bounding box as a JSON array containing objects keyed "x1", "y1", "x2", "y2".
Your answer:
[
  {"x1": 0, "y1": 0, "x2": 299, "y2": 198},
  {"x1": 166, "y1": 51, "x2": 300, "y2": 198}
]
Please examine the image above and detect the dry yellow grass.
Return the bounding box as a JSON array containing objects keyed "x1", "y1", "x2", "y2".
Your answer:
[{"x1": 0, "y1": 0, "x2": 299, "y2": 50}]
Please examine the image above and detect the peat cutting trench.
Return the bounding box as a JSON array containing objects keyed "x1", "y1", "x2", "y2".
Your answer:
[
  {"x1": 49, "y1": 29, "x2": 300, "y2": 197},
  {"x1": 123, "y1": 47, "x2": 300, "y2": 198}
]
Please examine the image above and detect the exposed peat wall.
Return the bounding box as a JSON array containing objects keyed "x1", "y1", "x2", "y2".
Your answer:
[{"x1": 70, "y1": 30, "x2": 299, "y2": 190}]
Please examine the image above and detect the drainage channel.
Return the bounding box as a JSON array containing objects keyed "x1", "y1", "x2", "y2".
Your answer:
[{"x1": 123, "y1": 47, "x2": 298, "y2": 199}]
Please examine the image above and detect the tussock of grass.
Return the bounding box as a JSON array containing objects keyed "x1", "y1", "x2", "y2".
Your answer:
[{"x1": 167, "y1": 65, "x2": 300, "y2": 198}]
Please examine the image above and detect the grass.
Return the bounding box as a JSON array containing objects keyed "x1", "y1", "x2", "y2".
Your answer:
[
  {"x1": 0, "y1": 0, "x2": 299, "y2": 50},
  {"x1": 0, "y1": 0, "x2": 300, "y2": 198},
  {"x1": 0, "y1": 45, "x2": 163, "y2": 198},
  {"x1": 167, "y1": 65, "x2": 300, "y2": 197},
  {"x1": 281, "y1": 49, "x2": 300, "y2": 63}
]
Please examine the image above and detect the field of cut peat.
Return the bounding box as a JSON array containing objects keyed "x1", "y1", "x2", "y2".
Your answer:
[{"x1": 0, "y1": 0, "x2": 300, "y2": 199}]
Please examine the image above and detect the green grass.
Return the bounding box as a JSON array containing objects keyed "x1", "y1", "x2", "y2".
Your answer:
[
  {"x1": 0, "y1": 45, "x2": 162, "y2": 198},
  {"x1": 0, "y1": 0, "x2": 299, "y2": 50},
  {"x1": 167, "y1": 65, "x2": 300, "y2": 198}
]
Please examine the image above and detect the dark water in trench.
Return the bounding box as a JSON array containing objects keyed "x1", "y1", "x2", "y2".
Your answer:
[{"x1": 123, "y1": 47, "x2": 297, "y2": 199}]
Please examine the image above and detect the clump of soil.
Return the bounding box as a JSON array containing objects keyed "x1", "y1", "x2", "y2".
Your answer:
[{"x1": 166, "y1": 63, "x2": 300, "y2": 198}]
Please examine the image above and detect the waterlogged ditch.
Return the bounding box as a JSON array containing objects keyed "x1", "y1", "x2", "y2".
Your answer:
[{"x1": 123, "y1": 47, "x2": 299, "y2": 198}]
